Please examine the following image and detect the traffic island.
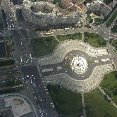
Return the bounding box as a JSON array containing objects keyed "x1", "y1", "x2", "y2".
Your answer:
[{"x1": 57, "y1": 33, "x2": 82, "y2": 42}]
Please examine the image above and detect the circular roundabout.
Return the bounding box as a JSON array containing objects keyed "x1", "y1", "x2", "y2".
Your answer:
[{"x1": 39, "y1": 41, "x2": 114, "y2": 93}]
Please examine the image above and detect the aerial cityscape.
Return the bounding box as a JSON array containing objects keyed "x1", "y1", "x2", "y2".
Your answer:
[{"x1": 0, "y1": 0, "x2": 117, "y2": 117}]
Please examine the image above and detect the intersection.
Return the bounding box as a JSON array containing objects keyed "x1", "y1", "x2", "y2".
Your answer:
[
  {"x1": 0, "y1": 0, "x2": 117, "y2": 117},
  {"x1": 39, "y1": 40, "x2": 114, "y2": 93}
]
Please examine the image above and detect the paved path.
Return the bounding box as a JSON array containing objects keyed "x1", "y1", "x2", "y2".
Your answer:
[
  {"x1": 81, "y1": 93, "x2": 86, "y2": 117},
  {"x1": 53, "y1": 35, "x2": 60, "y2": 43},
  {"x1": 98, "y1": 86, "x2": 117, "y2": 109},
  {"x1": 82, "y1": 32, "x2": 84, "y2": 41}
]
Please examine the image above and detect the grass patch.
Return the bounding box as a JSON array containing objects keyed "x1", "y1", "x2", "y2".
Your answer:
[
  {"x1": 53, "y1": 0, "x2": 61, "y2": 4},
  {"x1": 94, "y1": 18, "x2": 104, "y2": 25},
  {"x1": 47, "y1": 85, "x2": 83, "y2": 117},
  {"x1": 0, "y1": 10, "x2": 5, "y2": 30},
  {"x1": 31, "y1": 36, "x2": 59, "y2": 57},
  {"x1": 0, "y1": 60, "x2": 14, "y2": 67},
  {"x1": 87, "y1": 14, "x2": 93, "y2": 23},
  {"x1": 112, "y1": 39, "x2": 117, "y2": 50},
  {"x1": 57, "y1": 33, "x2": 82, "y2": 42},
  {"x1": 0, "y1": 86, "x2": 24, "y2": 95},
  {"x1": 106, "y1": 10, "x2": 117, "y2": 27},
  {"x1": 85, "y1": 88, "x2": 117, "y2": 117},
  {"x1": 84, "y1": 32, "x2": 107, "y2": 47},
  {"x1": 0, "y1": 78, "x2": 22, "y2": 88},
  {"x1": 104, "y1": 0, "x2": 113, "y2": 5},
  {"x1": 100, "y1": 71, "x2": 117, "y2": 103},
  {"x1": 111, "y1": 25, "x2": 117, "y2": 33}
]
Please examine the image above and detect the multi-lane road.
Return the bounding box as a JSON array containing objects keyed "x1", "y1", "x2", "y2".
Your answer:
[
  {"x1": 1, "y1": 0, "x2": 59, "y2": 117},
  {"x1": 38, "y1": 24, "x2": 117, "y2": 41},
  {"x1": 11, "y1": 29, "x2": 32, "y2": 65},
  {"x1": 1, "y1": 0, "x2": 117, "y2": 117},
  {"x1": 21, "y1": 66, "x2": 58, "y2": 117}
]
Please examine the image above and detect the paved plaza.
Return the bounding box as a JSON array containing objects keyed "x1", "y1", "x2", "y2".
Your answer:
[
  {"x1": 1, "y1": 0, "x2": 117, "y2": 116},
  {"x1": 0, "y1": 95, "x2": 36, "y2": 117},
  {"x1": 38, "y1": 40, "x2": 114, "y2": 93}
]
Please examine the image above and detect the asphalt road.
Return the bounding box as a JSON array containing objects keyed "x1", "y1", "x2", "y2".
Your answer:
[
  {"x1": 1, "y1": 1, "x2": 117, "y2": 117},
  {"x1": 21, "y1": 66, "x2": 58, "y2": 117},
  {"x1": 10, "y1": 29, "x2": 32, "y2": 66},
  {"x1": 1, "y1": 1, "x2": 59, "y2": 117},
  {"x1": 38, "y1": 24, "x2": 117, "y2": 41},
  {"x1": 107, "y1": 43, "x2": 117, "y2": 70}
]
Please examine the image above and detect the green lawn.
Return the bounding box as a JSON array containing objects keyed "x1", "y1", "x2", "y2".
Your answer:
[
  {"x1": 84, "y1": 32, "x2": 107, "y2": 47},
  {"x1": 104, "y1": 0, "x2": 113, "y2": 5},
  {"x1": 0, "y1": 60, "x2": 14, "y2": 67},
  {"x1": 53, "y1": 0, "x2": 61, "y2": 4},
  {"x1": 0, "y1": 78, "x2": 22, "y2": 88},
  {"x1": 111, "y1": 25, "x2": 117, "y2": 33},
  {"x1": 87, "y1": 14, "x2": 93, "y2": 23},
  {"x1": 83, "y1": 0, "x2": 92, "y2": 3},
  {"x1": 31, "y1": 36, "x2": 59, "y2": 57},
  {"x1": 106, "y1": 10, "x2": 117, "y2": 27},
  {"x1": 94, "y1": 18, "x2": 104, "y2": 25},
  {"x1": 47, "y1": 85, "x2": 83, "y2": 117},
  {"x1": 57, "y1": 33, "x2": 82, "y2": 42},
  {"x1": 85, "y1": 89, "x2": 117, "y2": 117},
  {"x1": 0, "y1": 18, "x2": 4, "y2": 30},
  {"x1": 112, "y1": 40, "x2": 117, "y2": 50},
  {"x1": 6, "y1": 43, "x2": 12, "y2": 57},
  {"x1": 0, "y1": 86, "x2": 24, "y2": 95},
  {"x1": 100, "y1": 71, "x2": 117, "y2": 103},
  {"x1": 0, "y1": 10, "x2": 5, "y2": 30}
]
